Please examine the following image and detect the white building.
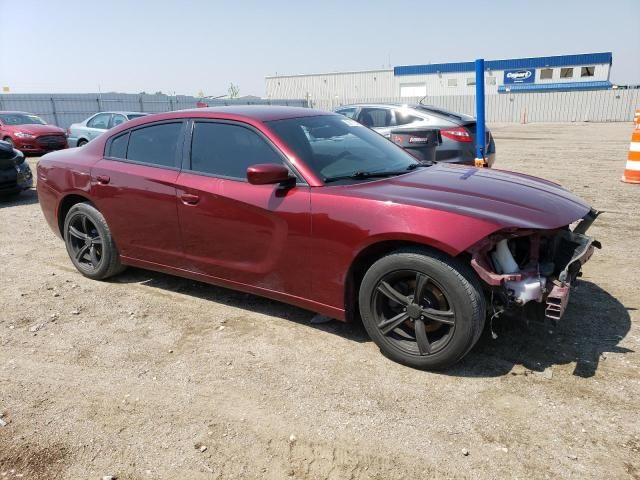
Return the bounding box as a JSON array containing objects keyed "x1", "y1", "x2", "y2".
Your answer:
[{"x1": 265, "y1": 52, "x2": 613, "y2": 105}]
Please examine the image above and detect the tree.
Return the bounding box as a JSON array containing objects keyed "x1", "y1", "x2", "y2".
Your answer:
[{"x1": 228, "y1": 83, "x2": 240, "y2": 99}]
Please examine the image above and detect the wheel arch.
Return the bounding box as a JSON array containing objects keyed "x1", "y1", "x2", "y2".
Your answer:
[
  {"x1": 344, "y1": 239, "x2": 457, "y2": 323},
  {"x1": 57, "y1": 193, "x2": 94, "y2": 236}
]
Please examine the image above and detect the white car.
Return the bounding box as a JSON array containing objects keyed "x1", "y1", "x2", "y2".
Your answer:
[{"x1": 67, "y1": 111, "x2": 147, "y2": 147}]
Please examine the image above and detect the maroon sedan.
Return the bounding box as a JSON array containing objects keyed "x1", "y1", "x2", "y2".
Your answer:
[
  {"x1": 37, "y1": 106, "x2": 599, "y2": 370},
  {"x1": 0, "y1": 111, "x2": 67, "y2": 155}
]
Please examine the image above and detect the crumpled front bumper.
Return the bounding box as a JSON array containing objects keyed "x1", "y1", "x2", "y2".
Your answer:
[{"x1": 469, "y1": 209, "x2": 601, "y2": 321}]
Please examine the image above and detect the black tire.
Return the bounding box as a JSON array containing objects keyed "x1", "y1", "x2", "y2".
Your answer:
[
  {"x1": 358, "y1": 248, "x2": 485, "y2": 370},
  {"x1": 77, "y1": 139, "x2": 88, "y2": 147},
  {"x1": 63, "y1": 202, "x2": 125, "y2": 280},
  {"x1": 3, "y1": 137, "x2": 14, "y2": 147}
]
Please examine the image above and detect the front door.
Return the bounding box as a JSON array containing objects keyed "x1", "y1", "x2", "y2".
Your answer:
[
  {"x1": 175, "y1": 120, "x2": 311, "y2": 297},
  {"x1": 90, "y1": 121, "x2": 186, "y2": 266}
]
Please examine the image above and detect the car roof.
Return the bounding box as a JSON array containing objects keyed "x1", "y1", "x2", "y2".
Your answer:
[
  {"x1": 93, "y1": 111, "x2": 148, "y2": 116},
  {"x1": 0, "y1": 111, "x2": 39, "y2": 115},
  {"x1": 176, "y1": 105, "x2": 333, "y2": 122},
  {"x1": 335, "y1": 103, "x2": 474, "y2": 123}
]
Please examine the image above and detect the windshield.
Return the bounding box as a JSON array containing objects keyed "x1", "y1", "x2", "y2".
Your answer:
[
  {"x1": 0, "y1": 113, "x2": 47, "y2": 126},
  {"x1": 267, "y1": 115, "x2": 421, "y2": 184}
]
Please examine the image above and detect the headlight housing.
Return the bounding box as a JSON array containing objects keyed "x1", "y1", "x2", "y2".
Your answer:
[{"x1": 14, "y1": 132, "x2": 36, "y2": 139}]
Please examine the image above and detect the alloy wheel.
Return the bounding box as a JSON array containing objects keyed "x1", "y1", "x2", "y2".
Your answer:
[
  {"x1": 66, "y1": 213, "x2": 104, "y2": 272},
  {"x1": 372, "y1": 270, "x2": 456, "y2": 356}
]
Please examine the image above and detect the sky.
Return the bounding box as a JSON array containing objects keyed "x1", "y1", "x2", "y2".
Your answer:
[{"x1": 1, "y1": 0, "x2": 639, "y2": 96}]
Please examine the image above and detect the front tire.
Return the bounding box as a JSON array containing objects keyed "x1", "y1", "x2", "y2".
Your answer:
[
  {"x1": 63, "y1": 202, "x2": 125, "y2": 280},
  {"x1": 359, "y1": 248, "x2": 485, "y2": 370},
  {"x1": 76, "y1": 139, "x2": 88, "y2": 147},
  {"x1": 3, "y1": 137, "x2": 14, "y2": 148}
]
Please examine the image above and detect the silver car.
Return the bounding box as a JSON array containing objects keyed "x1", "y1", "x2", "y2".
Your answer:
[
  {"x1": 67, "y1": 111, "x2": 147, "y2": 147},
  {"x1": 335, "y1": 103, "x2": 496, "y2": 167}
]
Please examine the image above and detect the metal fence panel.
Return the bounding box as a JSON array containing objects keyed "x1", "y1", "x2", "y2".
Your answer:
[
  {"x1": 0, "y1": 93, "x2": 309, "y2": 128},
  {"x1": 312, "y1": 89, "x2": 640, "y2": 122}
]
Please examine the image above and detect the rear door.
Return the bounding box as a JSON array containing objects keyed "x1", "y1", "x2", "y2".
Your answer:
[
  {"x1": 90, "y1": 121, "x2": 186, "y2": 266},
  {"x1": 175, "y1": 119, "x2": 311, "y2": 297}
]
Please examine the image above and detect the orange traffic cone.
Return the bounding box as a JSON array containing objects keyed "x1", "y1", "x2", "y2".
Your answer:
[{"x1": 622, "y1": 109, "x2": 640, "y2": 184}]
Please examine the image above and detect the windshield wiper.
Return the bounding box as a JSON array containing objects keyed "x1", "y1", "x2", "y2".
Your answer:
[{"x1": 323, "y1": 163, "x2": 429, "y2": 183}]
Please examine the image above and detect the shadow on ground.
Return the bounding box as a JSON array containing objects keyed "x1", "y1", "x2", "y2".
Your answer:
[
  {"x1": 113, "y1": 269, "x2": 632, "y2": 377},
  {"x1": 0, "y1": 188, "x2": 38, "y2": 208}
]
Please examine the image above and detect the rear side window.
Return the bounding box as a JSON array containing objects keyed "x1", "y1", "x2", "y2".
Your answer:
[
  {"x1": 88, "y1": 113, "x2": 111, "y2": 129},
  {"x1": 127, "y1": 122, "x2": 182, "y2": 167},
  {"x1": 108, "y1": 133, "x2": 129, "y2": 159},
  {"x1": 394, "y1": 110, "x2": 422, "y2": 126},
  {"x1": 358, "y1": 108, "x2": 391, "y2": 128},
  {"x1": 190, "y1": 122, "x2": 283, "y2": 179}
]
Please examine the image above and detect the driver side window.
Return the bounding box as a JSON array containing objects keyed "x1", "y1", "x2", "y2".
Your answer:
[{"x1": 190, "y1": 122, "x2": 284, "y2": 180}]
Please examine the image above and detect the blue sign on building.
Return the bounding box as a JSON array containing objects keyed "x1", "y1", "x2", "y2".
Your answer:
[{"x1": 504, "y1": 69, "x2": 535, "y2": 84}]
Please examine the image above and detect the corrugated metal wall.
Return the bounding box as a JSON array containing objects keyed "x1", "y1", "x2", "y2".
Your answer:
[
  {"x1": 313, "y1": 89, "x2": 640, "y2": 122},
  {"x1": 0, "y1": 93, "x2": 308, "y2": 128}
]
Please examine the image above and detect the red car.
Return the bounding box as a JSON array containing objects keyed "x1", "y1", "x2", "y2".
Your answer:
[
  {"x1": 37, "y1": 106, "x2": 599, "y2": 369},
  {"x1": 0, "y1": 111, "x2": 67, "y2": 155}
]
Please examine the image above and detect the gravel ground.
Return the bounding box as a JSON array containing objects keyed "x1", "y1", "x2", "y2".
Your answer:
[{"x1": 1, "y1": 122, "x2": 639, "y2": 479}]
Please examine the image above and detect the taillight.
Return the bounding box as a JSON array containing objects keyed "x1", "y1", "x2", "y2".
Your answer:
[{"x1": 440, "y1": 127, "x2": 472, "y2": 143}]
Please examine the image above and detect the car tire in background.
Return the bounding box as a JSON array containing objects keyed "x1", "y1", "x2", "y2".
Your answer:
[
  {"x1": 358, "y1": 248, "x2": 485, "y2": 370},
  {"x1": 2, "y1": 137, "x2": 14, "y2": 148},
  {"x1": 63, "y1": 202, "x2": 126, "y2": 280},
  {"x1": 76, "y1": 139, "x2": 88, "y2": 147}
]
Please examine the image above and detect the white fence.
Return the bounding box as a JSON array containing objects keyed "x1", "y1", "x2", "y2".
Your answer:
[{"x1": 311, "y1": 89, "x2": 640, "y2": 123}]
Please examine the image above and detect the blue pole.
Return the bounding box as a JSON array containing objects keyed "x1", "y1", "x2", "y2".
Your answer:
[{"x1": 475, "y1": 58, "x2": 486, "y2": 165}]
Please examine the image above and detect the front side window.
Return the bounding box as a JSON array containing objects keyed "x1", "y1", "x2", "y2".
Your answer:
[
  {"x1": 190, "y1": 122, "x2": 283, "y2": 179},
  {"x1": 267, "y1": 115, "x2": 420, "y2": 184},
  {"x1": 560, "y1": 67, "x2": 574, "y2": 78},
  {"x1": 127, "y1": 122, "x2": 182, "y2": 167},
  {"x1": 88, "y1": 113, "x2": 111, "y2": 129},
  {"x1": 358, "y1": 108, "x2": 391, "y2": 128}
]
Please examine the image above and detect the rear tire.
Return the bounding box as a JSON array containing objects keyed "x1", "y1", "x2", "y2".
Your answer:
[
  {"x1": 63, "y1": 202, "x2": 125, "y2": 280},
  {"x1": 358, "y1": 248, "x2": 485, "y2": 370}
]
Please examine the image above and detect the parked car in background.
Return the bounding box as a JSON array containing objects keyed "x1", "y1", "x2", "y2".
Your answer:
[
  {"x1": 0, "y1": 111, "x2": 67, "y2": 155},
  {"x1": 67, "y1": 111, "x2": 148, "y2": 147},
  {"x1": 37, "y1": 106, "x2": 598, "y2": 370},
  {"x1": 0, "y1": 140, "x2": 33, "y2": 197},
  {"x1": 335, "y1": 104, "x2": 496, "y2": 167}
]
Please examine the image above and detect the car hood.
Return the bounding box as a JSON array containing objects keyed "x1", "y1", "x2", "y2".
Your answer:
[
  {"x1": 4, "y1": 124, "x2": 65, "y2": 135},
  {"x1": 339, "y1": 164, "x2": 591, "y2": 230}
]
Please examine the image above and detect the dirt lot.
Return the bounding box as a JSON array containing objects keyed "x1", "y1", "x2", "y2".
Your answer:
[{"x1": 1, "y1": 122, "x2": 639, "y2": 479}]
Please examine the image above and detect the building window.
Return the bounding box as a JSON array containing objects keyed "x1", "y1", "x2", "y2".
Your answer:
[
  {"x1": 540, "y1": 68, "x2": 553, "y2": 80},
  {"x1": 560, "y1": 68, "x2": 574, "y2": 78},
  {"x1": 581, "y1": 66, "x2": 595, "y2": 77},
  {"x1": 486, "y1": 76, "x2": 496, "y2": 85},
  {"x1": 466, "y1": 78, "x2": 476, "y2": 86},
  {"x1": 447, "y1": 78, "x2": 457, "y2": 87},
  {"x1": 399, "y1": 83, "x2": 427, "y2": 97}
]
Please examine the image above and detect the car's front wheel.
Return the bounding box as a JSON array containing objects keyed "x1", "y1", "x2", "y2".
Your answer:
[
  {"x1": 359, "y1": 248, "x2": 485, "y2": 370},
  {"x1": 3, "y1": 137, "x2": 14, "y2": 148},
  {"x1": 76, "y1": 139, "x2": 88, "y2": 147},
  {"x1": 63, "y1": 202, "x2": 125, "y2": 280}
]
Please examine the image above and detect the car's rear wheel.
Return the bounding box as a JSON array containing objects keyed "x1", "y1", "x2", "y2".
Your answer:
[
  {"x1": 63, "y1": 202, "x2": 125, "y2": 280},
  {"x1": 359, "y1": 248, "x2": 485, "y2": 370},
  {"x1": 77, "y1": 139, "x2": 88, "y2": 147}
]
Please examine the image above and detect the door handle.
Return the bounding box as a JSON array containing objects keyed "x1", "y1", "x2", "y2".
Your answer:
[
  {"x1": 96, "y1": 175, "x2": 110, "y2": 184},
  {"x1": 180, "y1": 193, "x2": 200, "y2": 205}
]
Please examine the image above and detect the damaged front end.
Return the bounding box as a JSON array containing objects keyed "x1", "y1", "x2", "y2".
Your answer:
[{"x1": 469, "y1": 209, "x2": 601, "y2": 322}]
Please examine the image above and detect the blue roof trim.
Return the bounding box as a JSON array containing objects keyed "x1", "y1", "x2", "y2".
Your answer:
[
  {"x1": 497, "y1": 81, "x2": 612, "y2": 93},
  {"x1": 394, "y1": 52, "x2": 612, "y2": 76}
]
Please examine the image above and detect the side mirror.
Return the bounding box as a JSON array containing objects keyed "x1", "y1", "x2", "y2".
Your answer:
[{"x1": 247, "y1": 163, "x2": 292, "y2": 185}]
